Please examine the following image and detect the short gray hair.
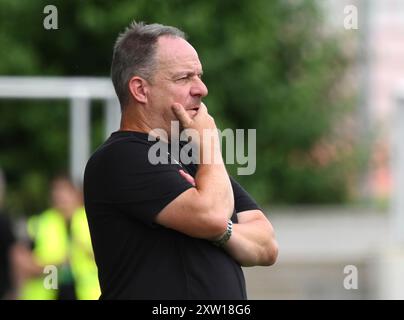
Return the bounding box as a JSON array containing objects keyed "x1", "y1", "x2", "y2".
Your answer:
[{"x1": 111, "y1": 21, "x2": 186, "y2": 110}]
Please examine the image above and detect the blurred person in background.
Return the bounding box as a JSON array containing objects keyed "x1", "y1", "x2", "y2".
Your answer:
[
  {"x1": 0, "y1": 168, "x2": 16, "y2": 299},
  {"x1": 20, "y1": 175, "x2": 100, "y2": 300},
  {"x1": 0, "y1": 168, "x2": 39, "y2": 299}
]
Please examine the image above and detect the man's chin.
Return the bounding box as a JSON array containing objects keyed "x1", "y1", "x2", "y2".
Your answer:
[{"x1": 186, "y1": 110, "x2": 198, "y2": 118}]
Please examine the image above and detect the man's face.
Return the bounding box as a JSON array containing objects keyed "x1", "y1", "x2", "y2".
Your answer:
[{"x1": 146, "y1": 36, "x2": 208, "y2": 132}]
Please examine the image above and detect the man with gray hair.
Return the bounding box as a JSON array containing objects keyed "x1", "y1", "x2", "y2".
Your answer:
[{"x1": 84, "y1": 21, "x2": 278, "y2": 299}]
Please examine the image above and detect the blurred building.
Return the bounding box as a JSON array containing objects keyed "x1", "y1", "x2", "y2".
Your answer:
[{"x1": 325, "y1": 0, "x2": 404, "y2": 201}]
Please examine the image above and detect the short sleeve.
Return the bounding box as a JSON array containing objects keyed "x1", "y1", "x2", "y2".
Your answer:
[
  {"x1": 230, "y1": 176, "x2": 261, "y2": 213},
  {"x1": 85, "y1": 140, "x2": 194, "y2": 228},
  {"x1": 117, "y1": 165, "x2": 194, "y2": 227}
]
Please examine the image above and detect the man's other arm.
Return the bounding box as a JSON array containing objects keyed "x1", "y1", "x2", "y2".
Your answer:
[
  {"x1": 223, "y1": 210, "x2": 278, "y2": 267},
  {"x1": 173, "y1": 154, "x2": 278, "y2": 267}
]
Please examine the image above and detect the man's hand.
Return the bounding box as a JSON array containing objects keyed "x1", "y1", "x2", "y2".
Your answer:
[
  {"x1": 179, "y1": 169, "x2": 195, "y2": 186},
  {"x1": 172, "y1": 102, "x2": 221, "y2": 166},
  {"x1": 171, "y1": 102, "x2": 217, "y2": 135}
]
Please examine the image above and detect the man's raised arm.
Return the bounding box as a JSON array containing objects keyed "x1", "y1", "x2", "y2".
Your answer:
[{"x1": 155, "y1": 102, "x2": 234, "y2": 240}]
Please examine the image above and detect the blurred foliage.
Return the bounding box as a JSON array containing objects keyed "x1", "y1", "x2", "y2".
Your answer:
[{"x1": 0, "y1": 0, "x2": 359, "y2": 215}]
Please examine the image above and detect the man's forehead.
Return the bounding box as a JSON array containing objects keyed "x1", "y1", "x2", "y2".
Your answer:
[{"x1": 156, "y1": 36, "x2": 202, "y2": 71}]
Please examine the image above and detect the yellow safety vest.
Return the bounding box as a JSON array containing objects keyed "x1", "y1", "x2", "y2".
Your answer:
[{"x1": 20, "y1": 207, "x2": 100, "y2": 300}]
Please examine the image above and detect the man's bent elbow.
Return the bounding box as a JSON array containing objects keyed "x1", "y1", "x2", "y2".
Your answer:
[{"x1": 261, "y1": 239, "x2": 279, "y2": 266}]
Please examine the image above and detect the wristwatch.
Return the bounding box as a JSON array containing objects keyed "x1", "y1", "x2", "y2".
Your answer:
[{"x1": 212, "y1": 219, "x2": 233, "y2": 248}]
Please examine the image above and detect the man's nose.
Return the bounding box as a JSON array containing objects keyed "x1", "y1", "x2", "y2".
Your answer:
[{"x1": 190, "y1": 78, "x2": 208, "y2": 98}]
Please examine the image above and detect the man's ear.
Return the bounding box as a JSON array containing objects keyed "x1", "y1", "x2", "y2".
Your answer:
[{"x1": 128, "y1": 76, "x2": 148, "y2": 104}]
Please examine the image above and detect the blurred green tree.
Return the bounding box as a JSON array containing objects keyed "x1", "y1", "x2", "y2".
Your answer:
[{"x1": 0, "y1": 0, "x2": 356, "y2": 215}]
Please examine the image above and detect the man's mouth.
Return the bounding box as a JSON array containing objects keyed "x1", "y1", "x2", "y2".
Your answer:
[{"x1": 187, "y1": 105, "x2": 200, "y2": 112}]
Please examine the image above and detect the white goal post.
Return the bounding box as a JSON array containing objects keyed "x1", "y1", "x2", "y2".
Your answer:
[{"x1": 0, "y1": 76, "x2": 121, "y2": 185}]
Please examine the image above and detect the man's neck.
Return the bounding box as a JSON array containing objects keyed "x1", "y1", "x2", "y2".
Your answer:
[
  {"x1": 120, "y1": 106, "x2": 151, "y2": 133},
  {"x1": 120, "y1": 108, "x2": 174, "y2": 142}
]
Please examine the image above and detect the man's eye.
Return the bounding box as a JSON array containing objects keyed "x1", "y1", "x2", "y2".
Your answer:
[{"x1": 176, "y1": 76, "x2": 188, "y2": 81}]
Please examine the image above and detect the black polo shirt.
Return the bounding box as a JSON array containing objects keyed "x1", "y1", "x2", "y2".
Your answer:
[{"x1": 84, "y1": 131, "x2": 260, "y2": 300}]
